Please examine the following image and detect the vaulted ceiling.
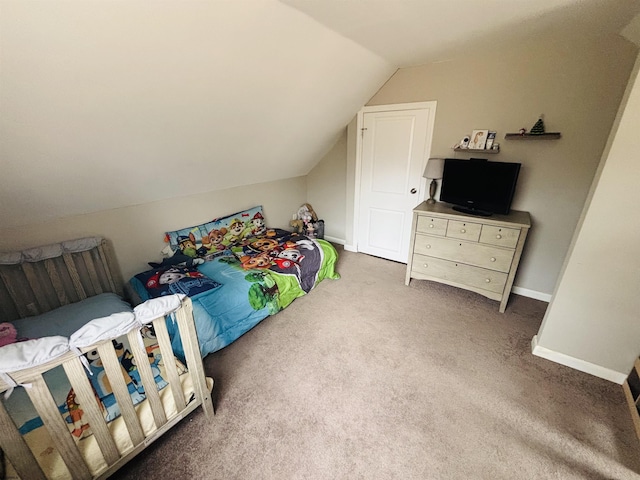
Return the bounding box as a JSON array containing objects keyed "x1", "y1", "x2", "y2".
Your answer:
[{"x1": 1, "y1": 0, "x2": 638, "y2": 228}]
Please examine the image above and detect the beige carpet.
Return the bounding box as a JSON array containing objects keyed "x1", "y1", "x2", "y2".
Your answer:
[{"x1": 120, "y1": 247, "x2": 640, "y2": 479}]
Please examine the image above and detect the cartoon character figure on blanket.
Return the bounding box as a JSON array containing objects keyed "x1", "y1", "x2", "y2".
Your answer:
[
  {"x1": 121, "y1": 345, "x2": 168, "y2": 394},
  {"x1": 250, "y1": 211, "x2": 267, "y2": 236},
  {"x1": 84, "y1": 341, "x2": 146, "y2": 422},
  {"x1": 143, "y1": 265, "x2": 221, "y2": 298},
  {"x1": 198, "y1": 228, "x2": 228, "y2": 257},
  {"x1": 223, "y1": 218, "x2": 248, "y2": 246},
  {"x1": 178, "y1": 233, "x2": 199, "y2": 258},
  {"x1": 65, "y1": 384, "x2": 104, "y2": 439}
]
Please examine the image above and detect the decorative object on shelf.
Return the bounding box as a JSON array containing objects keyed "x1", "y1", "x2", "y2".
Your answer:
[
  {"x1": 458, "y1": 135, "x2": 470, "y2": 149},
  {"x1": 492, "y1": 142, "x2": 500, "y2": 151},
  {"x1": 506, "y1": 114, "x2": 561, "y2": 139},
  {"x1": 485, "y1": 131, "x2": 497, "y2": 150},
  {"x1": 530, "y1": 114, "x2": 546, "y2": 134},
  {"x1": 423, "y1": 158, "x2": 445, "y2": 205},
  {"x1": 468, "y1": 129, "x2": 489, "y2": 149}
]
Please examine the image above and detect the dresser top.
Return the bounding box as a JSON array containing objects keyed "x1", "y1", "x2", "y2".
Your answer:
[{"x1": 413, "y1": 201, "x2": 531, "y2": 228}]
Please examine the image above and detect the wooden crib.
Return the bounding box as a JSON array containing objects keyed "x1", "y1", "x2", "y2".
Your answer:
[{"x1": 0, "y1": 237, "x2": 213, "y2": 479}]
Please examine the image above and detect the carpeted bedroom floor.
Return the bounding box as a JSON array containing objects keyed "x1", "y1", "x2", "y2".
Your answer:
[{"x1": 119, "y1": 246, "x2": 640, "y2": 479}]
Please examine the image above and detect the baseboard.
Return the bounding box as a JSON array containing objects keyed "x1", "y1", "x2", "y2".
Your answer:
[
  {"x1": 511, "y1": 286, "x2": 552, "y2": 303},
  {"x1": 531, "y1": 335, "x2": 628, "y2": 384},
  {"x1": 323, "y1": 235, "x2": 345, "y2": 245},
  {"x1": 344, "y1": 244, "x2": 357, "y2": 252}
]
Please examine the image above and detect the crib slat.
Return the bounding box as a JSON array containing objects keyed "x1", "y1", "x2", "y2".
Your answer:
[
  {"x1": 26, "y1": 374, "x2": 92, "y2": 480},
  {"x1": 127, "y1": 329, "x2": 167, "y2": 429},
  {"x1": 0, "y1": 399, "x2": 48, "y2": 480},
  {"x1": 175, "y1": 298, "x2": 214, "y2": 418},
  {"x1": 97, "y1": 341, "x2": 145, "y2": 446},
  {"x1": 44, "y1": 258, "x2": 69, "y2": 306},
  {"x1": 63, "y1": 357, "x2": 120, "y2": 466},
  {"x1": 82, "y1": 251, "x2": 103, "y2": 295},
  {"x1": 63, "y1": 253, "x2": 87, "y2": 300},
  {"x1": 153, "y1": 317, "x2": 186, "y2": 409},
  {"x1": 21, "y1": 262, "x2": 51, "y2": 314},
  {"x1": 97, "y1": 243, "x2": 118, "y2": 294},
  {"x1": 0, "y1": 269, "x2": 30, "y2": 318}
]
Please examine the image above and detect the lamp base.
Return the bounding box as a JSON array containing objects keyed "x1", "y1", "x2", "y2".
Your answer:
[{"x1": 426, "y1": 178, "x2": 438, "y2": 205}]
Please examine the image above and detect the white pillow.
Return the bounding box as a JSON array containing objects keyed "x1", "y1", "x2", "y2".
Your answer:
[
  {"x1": 69, "y1": 311, "x2": 138, "y2": 349},
  {"x1": 134, "y1": 294, "x2": 185, "y2": 325}
]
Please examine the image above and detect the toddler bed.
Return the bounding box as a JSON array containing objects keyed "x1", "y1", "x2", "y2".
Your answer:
[
  {"x1": 0, "y1": 238, "x2": 213, "y2": 480},
  {"x1": 129, "y1": 205, "x2": 340, "y2": 359}
]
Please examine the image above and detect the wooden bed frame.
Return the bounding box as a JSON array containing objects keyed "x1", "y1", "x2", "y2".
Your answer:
[{"x1": 0, "y1": 237, "x2": 214, "y2": 479}]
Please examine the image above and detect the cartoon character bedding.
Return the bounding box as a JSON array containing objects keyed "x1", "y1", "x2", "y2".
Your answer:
[{"x1": 129, "y1": 206, "x2": 340, "y2": 359}]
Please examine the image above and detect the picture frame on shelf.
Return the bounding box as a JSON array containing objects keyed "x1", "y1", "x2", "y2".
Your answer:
[
  {"x1": 468, "y1": 129, "x2": 489, "y2": 149},
  {"x1": 485, "y1": 131, "x2": 497, "y2": 150}
]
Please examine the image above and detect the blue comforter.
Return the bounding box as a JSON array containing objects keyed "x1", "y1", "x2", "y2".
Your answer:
[{"x1": 130, "y1": 233, "x2": 339, "y2": 359}]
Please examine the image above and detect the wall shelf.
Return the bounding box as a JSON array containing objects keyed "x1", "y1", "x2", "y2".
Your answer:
[
  {"x1": 505, "y1": 132, "x2": 561, "y2": 140},
  {"x1": 453, "y1": 147, "x2": 499, "y2": 154}
]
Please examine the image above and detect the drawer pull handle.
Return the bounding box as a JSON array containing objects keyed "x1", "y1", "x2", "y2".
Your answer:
[
  {"x1": 423, "y1": 264, "x2": 428, "y2": 268},
  {"x1": 429, "y1": 224, "x2": 434, "y2": 228},
  {"x1": 485, "y1": 278, "x2": 491, "y2": 283},
  {"x1": 460, "y1": 228, "x2": 466, "y2": 233},
  {"x1": 496, "y1": 234, "x2": 502, "y2": 239},
  {"x1": 426, "y1": 245, "x2": 431, "y2": 249},
  {"x1": 490, "y1": 257, "x2": 496, "y2": 262}
]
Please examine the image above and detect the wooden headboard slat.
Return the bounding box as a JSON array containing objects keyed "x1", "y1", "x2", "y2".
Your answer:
[
  {"x1": 62, "y1": 252, "x2": 87, "y2": 300},
  {"x1": 20, "y1": 263, "x2": 52, "y2": 314},
  {"x1": 44, "y1": 258, "x2": 69, "y2": 307},
  {"x1": 82, "y1": 250, "x2": 103, "y2": 296},
  {"x1": 98, "y1": 244, "x2": 118, "y2": 294},
  {"x1": 0, "y1": 269, "x2": 30, "y2": 319}
]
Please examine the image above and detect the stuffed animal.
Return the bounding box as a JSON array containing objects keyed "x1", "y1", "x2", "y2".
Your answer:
[
  {"x1": 289, "y1": 219, "x2": 305, "y2": 234},
  {"x1": 290, "y1": 203, "x2": 319, "y2": 234},
  {"x1": 0, "y1": 322, "x2": 18, "y2": 347}
]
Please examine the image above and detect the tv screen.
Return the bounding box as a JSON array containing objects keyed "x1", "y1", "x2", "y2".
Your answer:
[{"x1": 440, "y1": 158, "x2": 521, "y2": 216}]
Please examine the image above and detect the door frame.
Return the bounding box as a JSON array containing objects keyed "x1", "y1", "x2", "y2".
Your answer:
[{"x1": 350, "y1": 101, "x2": 438, "y2": 257}]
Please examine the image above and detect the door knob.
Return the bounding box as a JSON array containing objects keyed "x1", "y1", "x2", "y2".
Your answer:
[{"x1": 410, "y1": 188, "x2": 417, "y2": 194}]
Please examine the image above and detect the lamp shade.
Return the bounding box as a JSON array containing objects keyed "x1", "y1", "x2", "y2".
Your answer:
[{"x1": 423, "y1": 158, "x2": 445, "y2": 179}]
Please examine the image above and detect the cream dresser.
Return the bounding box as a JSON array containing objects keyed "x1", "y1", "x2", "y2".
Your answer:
[{"x1": 405, "y1": 201, "x2": 531, "y2": 312}]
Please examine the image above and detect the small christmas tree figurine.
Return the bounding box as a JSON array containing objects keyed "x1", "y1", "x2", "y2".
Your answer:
[{"x1": 530, "y1": 115, "x2": 546, "y2": 135}]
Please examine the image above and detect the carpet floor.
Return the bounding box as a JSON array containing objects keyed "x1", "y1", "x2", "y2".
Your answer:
[{"x1": 119, "y1": 247, "x2": 640, "y2": 479}]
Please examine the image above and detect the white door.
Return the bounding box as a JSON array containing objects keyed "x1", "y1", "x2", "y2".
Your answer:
[{"x1": 357, "y1": 104, "x2": 435, "y2": 263}]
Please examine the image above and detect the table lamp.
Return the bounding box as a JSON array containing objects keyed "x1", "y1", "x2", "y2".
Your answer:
[{"x1": 423, "y1": 158, "x2": 445, "y2": 204}]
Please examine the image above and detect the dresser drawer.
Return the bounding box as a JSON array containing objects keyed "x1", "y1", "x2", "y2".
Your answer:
[
  {"x1": 411, "y1": 253, "x2": 508, "y2": 294},
  {"x1": 416, "y1": 215, "x2": 448, "y2": 236},
  {"x1": 414, "y1": 234, "x2": 514, "y2": 273},
  {"x1": 446, "y1": 220, "x2": 481, "y2": 242},
  {"x1": 479, "y1": 225, "x2": 520, "y2": 248}
]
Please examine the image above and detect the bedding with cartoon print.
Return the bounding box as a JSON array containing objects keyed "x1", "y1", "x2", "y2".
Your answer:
[{"x1": 130, "y1": 218, "x2": 340, "y2": 360}]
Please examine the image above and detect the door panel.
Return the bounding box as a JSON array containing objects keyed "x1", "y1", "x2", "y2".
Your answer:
[{"x1": 358, "y1": 107, "x2": 434, "y2": 262}]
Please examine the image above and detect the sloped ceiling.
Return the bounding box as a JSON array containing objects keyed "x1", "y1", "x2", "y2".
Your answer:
[{"x1": 1, "y1": 0, "x2": 638, "y2": 228}]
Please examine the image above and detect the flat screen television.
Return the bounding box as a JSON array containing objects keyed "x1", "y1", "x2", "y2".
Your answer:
[{"x1": 439, "y1": 158, "x2": 521, "y2": 216}]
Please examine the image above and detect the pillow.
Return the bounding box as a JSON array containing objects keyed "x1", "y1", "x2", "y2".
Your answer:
[
  {"x1": 12, "y1": 293, "x2": 133, "y2": 340},
  {"x1": 165, "y1": 205, "x2": 267, "y2": 258},
  {"x1": 134, "y1": 264, "x2": 222, "y2": 299}
]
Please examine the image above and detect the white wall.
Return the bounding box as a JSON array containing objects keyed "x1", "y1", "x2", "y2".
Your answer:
[
  {"x1": 0, "y1": 0, "x2": 393, "y2": 229},
  {"x1": 307, "y1": 130, "x2": 347, "y2": 243},
  {"x1": 312, "y1": 31, "x2": 637, "y2": 297},
  {"x1": 533, "y1": 55, "x2": 640, "y2": 382},
  {"x1": 0, "y1": 177, "x2": 306, "y2": 283}
]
